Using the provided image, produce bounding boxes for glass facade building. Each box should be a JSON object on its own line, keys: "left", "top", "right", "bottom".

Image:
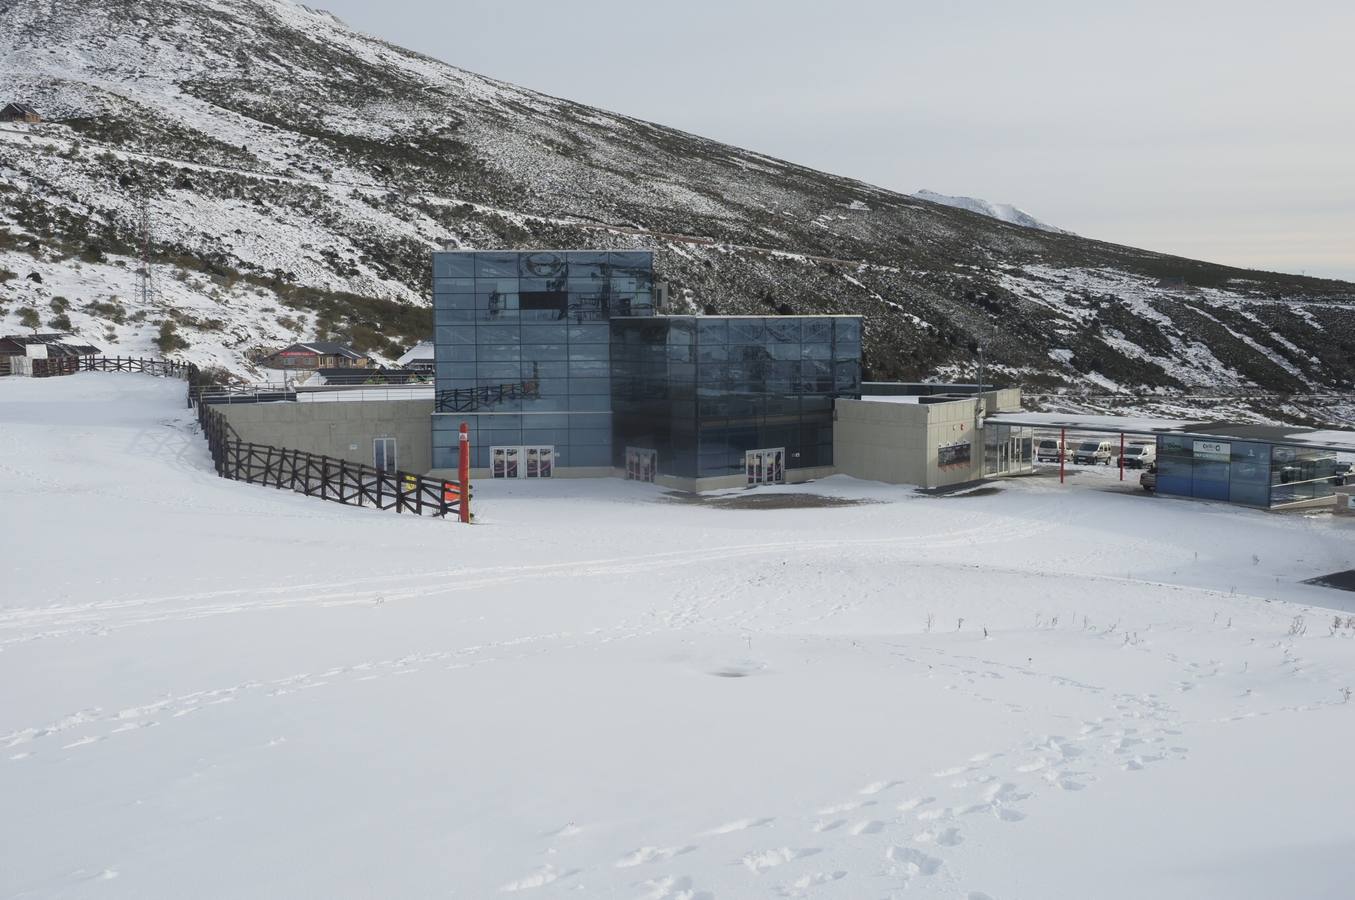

{"left": 430, "top": 250, "right": 656, "bottom": 472}
{"left": 611, "top": 316, "right": 862, "bottom": 479}
{"left": 430, "top": 250, "right": 863, "bottom": 482}
{"left": 1155, "top": 432, "right": 1344, "bottom": 508}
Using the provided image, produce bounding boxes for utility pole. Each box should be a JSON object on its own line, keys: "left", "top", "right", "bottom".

{"left": 136, "top": 195, "right": 154, "bottom": 308}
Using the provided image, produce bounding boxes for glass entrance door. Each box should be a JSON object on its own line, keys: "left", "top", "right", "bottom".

{"left": 744, "top": 448, "right": 786, "bottom": 485}
{"left": 525, "top": 446, "right": 554, "bottom": 478}
{"left": 492, "top": 446, "right": 520, "bottom": 478}
{"left": 626, "top": 447, "right": 657, "bottom": 482}
{"left": 493, "top": 446, "right": 552, "bottom": 478}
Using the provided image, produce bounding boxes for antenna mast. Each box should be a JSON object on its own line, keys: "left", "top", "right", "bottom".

{"left": 136, "top": 195, "right": 154, "bottom": 307}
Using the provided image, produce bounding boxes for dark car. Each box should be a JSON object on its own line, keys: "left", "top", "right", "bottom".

{"left": 1140, "top": 462, "right": 1157, "bottom": 493}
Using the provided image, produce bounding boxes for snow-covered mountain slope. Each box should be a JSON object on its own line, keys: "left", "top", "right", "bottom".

{"left": 0, "top": 0, "right": 1352, "bottom": 417}
{"left": 6, "top": 373, "right": 1355, "bottom": 898}
{"left": 914, "top": 189, "right": 1068, "bottom": 234}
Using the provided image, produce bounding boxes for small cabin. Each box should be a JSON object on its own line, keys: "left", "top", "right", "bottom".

{"left": 263, "top": 341, "right": 369, "bottom": 370}
{"left": 396, "top": 340, "right": 434, "bottom": 374}
{"left": 0, "top": 103, "right": 42, "bottom": 124}
{"left": 0, "top": 333, "right": 99, "bottom": 376}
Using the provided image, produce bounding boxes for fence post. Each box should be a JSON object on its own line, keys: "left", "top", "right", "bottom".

{"left": 459, "top": 421, "right": 471, "bottom": 523}
{"left": 1060, "top": 427, "right": 1066, "bottom": 485}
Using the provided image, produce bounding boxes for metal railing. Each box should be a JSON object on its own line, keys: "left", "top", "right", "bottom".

{"left": 435, "top": 380, "right": 541, "bottom": 413}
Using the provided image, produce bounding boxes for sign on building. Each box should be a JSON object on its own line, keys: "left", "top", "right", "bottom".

{"left": 1192, "top": 440, "right": 1231, "bottom": 461}
{"left": 938, "top": 441, "right": 971, "bottom": 468}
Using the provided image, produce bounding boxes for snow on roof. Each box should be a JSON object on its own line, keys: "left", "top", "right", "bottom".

{"left": 989, "top": 412, "right": 1355, "bottom": 450}
{"left": 278, "top": 342, "right": 365, "bottom": 359}
{"left": 396, "top": 341, "right": 434, "bottom": 366}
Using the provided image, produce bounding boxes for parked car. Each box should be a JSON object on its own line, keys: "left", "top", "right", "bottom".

{"left": 1035, "top": 438, "right": 1064, "bottom": 462}
{"left": 1140, "top": 462, "right": 1157, "bottom": 493}
{"left": 1121, "top": 442, "right": 1156, "bottom": 469}
{"left": 1072, "top": 439, "right": 1114, "bottom": 466}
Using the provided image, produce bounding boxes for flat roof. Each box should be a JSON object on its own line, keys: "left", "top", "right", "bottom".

{"left": 618, "top": 314, "right": 864, "bottom": 320}
{"left": 988, "top": 412, "right": 1355, "bottom": 453}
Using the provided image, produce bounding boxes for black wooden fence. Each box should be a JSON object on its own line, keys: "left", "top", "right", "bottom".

{"left": 78, "top": 356, "right": 468, "bottom": 520}
{"left": 195, "top": 399, "right": 464, "bottom": 517}
{"left": 80, "top": 355, "right": 196, "bottom": 379}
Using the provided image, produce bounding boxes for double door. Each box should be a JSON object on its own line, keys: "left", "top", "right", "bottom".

{"left": 745, "top": 448, "right": 785, "bottom": 486}
{"left": 491, "top": 445, "right": 554, "bottom": 479}
{"left": 625, "top": 447, "right": 657, "bottom": 483}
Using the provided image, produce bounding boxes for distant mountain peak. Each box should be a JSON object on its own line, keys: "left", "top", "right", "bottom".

{"left": 913, "top": 189, "right": 1069, "bottom": 234}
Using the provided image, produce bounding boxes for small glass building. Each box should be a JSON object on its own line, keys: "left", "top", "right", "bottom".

{"left": 1155, "top": 427, "right": 1347, "bottom": 508}
{"left": 429, "top": 250, "right": 863, "bottom": 487}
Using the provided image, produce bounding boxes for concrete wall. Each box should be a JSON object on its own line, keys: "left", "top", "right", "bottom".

{"left": 1336, "top": 490, "right": 1355, "bottom": 516}
{"left": 833, "top": 389, "right": 1023, "bottom": 489}
{"left": 217, "top": 399, "right": 433, "bottom": 473}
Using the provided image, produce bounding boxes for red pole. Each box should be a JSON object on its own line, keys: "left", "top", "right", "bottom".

{"left": 458, "top": 421, "right": 471, "bottom": 523}
{"left": 1119, "top": 432, "right": 1125, "bottom": 481}
{"left": 1060, "top": 426, "right": 1066, "bottom": 484}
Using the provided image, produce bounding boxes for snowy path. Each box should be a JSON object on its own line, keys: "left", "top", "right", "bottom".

{"left": 3, "top": 374, "right": 1355, "bottom": 899}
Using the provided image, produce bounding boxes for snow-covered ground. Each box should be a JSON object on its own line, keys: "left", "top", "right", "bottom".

{"left": 4, "top": 374, "right": 1355, "bottom": 899}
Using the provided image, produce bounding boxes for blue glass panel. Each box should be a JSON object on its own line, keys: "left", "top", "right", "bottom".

{"left": 435, "top": 293, "right": 474, "bottom": 311}
{"left": 521, "top": 324, "right": 568, "bottom": 343}
{"left": 521, "top": 343, "right": 568, "bottom": 362}
{"left": 433, "top": 253, "right": 475, "bottom": 278}
{"left": 728, "top": 319, "right": 766, "bottom": 343}
{"left": 528, "top": 361, "right": 570, "bottom": 378}
{"left": 802, "top": 320, "right": 831, "bottom": 343}
{"left": 475, "top": 322, "right": 521, "bottom": 344}
{"left": 476, "top": 277, "right": 520, "bottom": 294}
{"left": 1193, "top": 459, "right": 1230, "bottom": 500}
{"left": 566, "top": 253, "right": 608, "bottom": 279}
{"left": 569, "top": 445, "right": 612, "bottom": 467}
{"left": 518, "top": 251, "right": 567, "bottom": 278}
{"left": 569, "top": 377, "right": 612, "bottom": 395}
{"left": 697, "top": 344, "right": 728, "bottom": 364}
{"left": 568, "top": 395, "right": 611, "bottom": 411}
{"left": 834, "top": 318, "right": 862, "bottom": 342}
{"left": 436, "top": 362, "right": 476, "bottom": 380}
{"left": 522, "top": 428, "right": 570, "bottom": 445}
{"left": 607, "top": 251, "right": 653, "bottom": 276}
{"left": 477, "top": 363, "right": 524, "bottom": 380}
{"left": 474, "top": 253, "right": 519, "bottom": 278}
{"left": 568, "top": 343, "right": 610, "bottom": 361}
{"left": 568, "top": 324, "right": 610, "bottom": 343}
{"left": 765, "top": 318, "right": 801, "bottom": 342}
{"left": 478, "top": 344, "right": 521, "bottom": 362}
{"left": 434, "top": 277, "right": 476, "bottom": 293}
{"left": 698, "top": 319, "right": 728, "bottom": 344}
{"left": 438, "top": 342, "right": 475, "bottom": 361}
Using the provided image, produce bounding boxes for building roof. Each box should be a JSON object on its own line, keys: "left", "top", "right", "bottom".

{"left": 987, "top": 412, "right": 1355, "bottom": 454}
{"left": 397, "top": 341, "right": 434, "bottom": 366}
{"left": 276, "top": 342, "right": 365, "bottom": 359}
{"left": 2, "top": 102, "right": 38, "bottom": 115}
{"left": 0, "top": 334, "right": 100, "bottom": 355}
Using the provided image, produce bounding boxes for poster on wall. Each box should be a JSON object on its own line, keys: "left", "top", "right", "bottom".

{"left": 938, "top": 441, "right": 971, "bottom": 468}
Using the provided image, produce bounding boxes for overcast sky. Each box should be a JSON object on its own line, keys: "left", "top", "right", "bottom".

{"left": 319, "top": 0, "right": 1355, "bottom": 281}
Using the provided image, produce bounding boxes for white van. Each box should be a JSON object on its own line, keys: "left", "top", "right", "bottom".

{"left": 1072, "top": 439, "right": 1114, "bottom": 466}
{"left": 1035, "top": 437, "right": 1064, "bottom": 462}
{"left": 1121, "top": 442, "right": 1156, "bottom": 469}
